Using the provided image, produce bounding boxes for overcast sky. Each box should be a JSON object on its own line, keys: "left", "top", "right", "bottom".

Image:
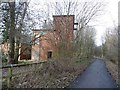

{"left": 94, "top": 0, "right": 119, "bottom": 46}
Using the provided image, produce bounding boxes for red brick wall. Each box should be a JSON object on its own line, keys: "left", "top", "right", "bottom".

{"left": 40, "top": 32, "right": 57, "bottom": 61}
{"left": 53, "top": 15, "right": 74, "bottom": 42}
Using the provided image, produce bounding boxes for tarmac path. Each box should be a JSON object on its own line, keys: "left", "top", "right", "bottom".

{"left": 68, "top": 59, "right": 118, "bottom": 88}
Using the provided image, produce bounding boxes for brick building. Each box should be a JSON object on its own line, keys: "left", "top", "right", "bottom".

{"left": 31, "top": 15, "right": 75, "bottom": 61}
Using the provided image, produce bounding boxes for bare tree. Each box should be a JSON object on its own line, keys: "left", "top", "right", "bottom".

{"left": 1, "top": 0, "right": 31, "bottom": 64}
{"left": 103, "top": 27, "right": 118, "bottom": 64}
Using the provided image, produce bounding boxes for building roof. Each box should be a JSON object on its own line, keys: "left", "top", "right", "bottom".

{"left": 32, "top": 29, "right": 53, "bottom": 31}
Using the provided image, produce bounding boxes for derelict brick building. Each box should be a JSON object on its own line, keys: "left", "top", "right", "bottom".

{"left": 31, "top": 15, "right": 75, "bottom": 61}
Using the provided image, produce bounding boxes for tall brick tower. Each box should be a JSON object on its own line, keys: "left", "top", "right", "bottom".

{"left": 53, "top": 15, "right": 74, "bottom": 42}
{"left": 53, "top": 15, "right": 74, "bottom": 57}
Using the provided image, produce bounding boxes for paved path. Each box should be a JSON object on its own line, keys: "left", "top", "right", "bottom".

{"left": 68, "top": 59, "right": 118, "bottom": 88}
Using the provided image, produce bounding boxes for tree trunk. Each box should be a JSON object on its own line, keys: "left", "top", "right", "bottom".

{"left": 8, "top": 2, "right": 15, "bottom": 64}
{"left": 14, "top": 38, "right": 20, "bottom": 64}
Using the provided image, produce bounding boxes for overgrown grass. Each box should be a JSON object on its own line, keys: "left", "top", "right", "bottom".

{"left": 105, "top": 60, "right": 118, "bottom": 86}
{"left": 2, "top": 57, "right": 94, "bottom": 88}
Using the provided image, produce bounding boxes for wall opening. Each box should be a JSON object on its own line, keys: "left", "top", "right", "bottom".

{"left": 47, "top": 51, "right": 52, "bottom": 59}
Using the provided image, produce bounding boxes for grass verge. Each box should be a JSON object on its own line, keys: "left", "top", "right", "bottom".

{"left": 105, "top": 60, "right": 118, "bottom": 86}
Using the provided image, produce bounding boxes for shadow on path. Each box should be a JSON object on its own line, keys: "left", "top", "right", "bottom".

{"left": 68, "top": 59, "right": 118, "bottom": 88}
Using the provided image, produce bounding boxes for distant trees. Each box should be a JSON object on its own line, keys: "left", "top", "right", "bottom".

{"left": 74, "top": 26, "right": 96, "bottom": 59}
{"left": 102, "top": 27, "right": 118, "bottom": 64}
{"left": 94, "top": 46, "right": 102, "bottom": 57}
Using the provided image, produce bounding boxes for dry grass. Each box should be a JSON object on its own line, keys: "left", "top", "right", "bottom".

{"left": 11, "top": 57, "right": 94, "bottom": 88}
{"left": 105, "top": 60, "right": 118, "bottom": 85}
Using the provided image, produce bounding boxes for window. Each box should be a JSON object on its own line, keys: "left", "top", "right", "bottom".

{"left": 34, "top": 34, "right": 40, "bottom": 45}
{"left": 47, "top": 51, "right": 52, "bottom": 59}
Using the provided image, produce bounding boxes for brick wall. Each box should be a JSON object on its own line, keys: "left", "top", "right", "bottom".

{"left": 53, "top": 15, "right": 74, "bottom": 42}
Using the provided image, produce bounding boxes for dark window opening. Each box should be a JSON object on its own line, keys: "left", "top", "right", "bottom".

{"left": 47, "top": 51, "right": 52, "bottom": 59}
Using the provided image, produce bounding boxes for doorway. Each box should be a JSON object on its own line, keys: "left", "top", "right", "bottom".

{"left": 47, "top": 51, "right": 52, "bottom": 59}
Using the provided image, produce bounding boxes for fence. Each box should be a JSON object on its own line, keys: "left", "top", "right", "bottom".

{"left": 1, "top": 61, "right": 46, "bottom": 88}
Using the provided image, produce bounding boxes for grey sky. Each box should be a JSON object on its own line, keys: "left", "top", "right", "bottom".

{"left": 95, "top": 0, "right": 119, "bottom": 46}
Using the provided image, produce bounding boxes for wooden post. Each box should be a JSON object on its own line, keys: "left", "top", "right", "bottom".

{"left": 7, "top": 66, "right": 12, "bottom": 88}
